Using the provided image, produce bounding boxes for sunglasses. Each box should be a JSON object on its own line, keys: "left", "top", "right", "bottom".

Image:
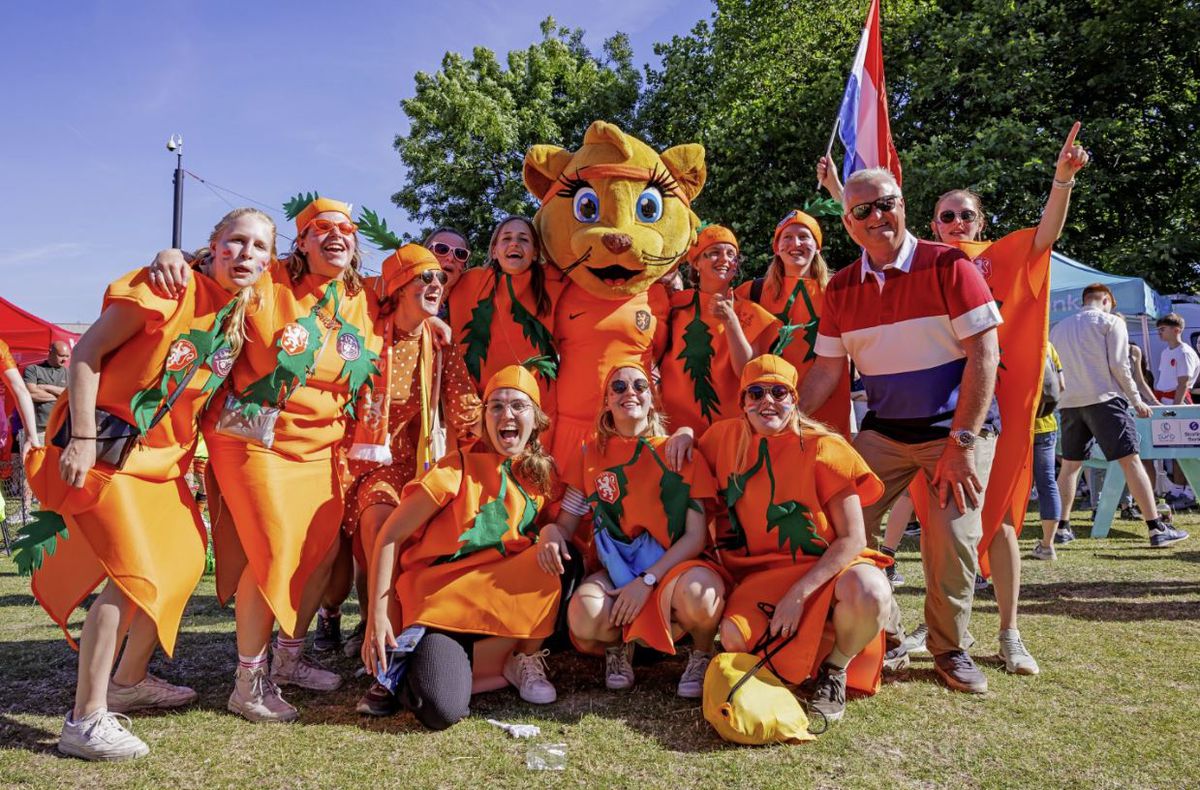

{"left": 430, "top": 242, "right": 470, "bottom": 262}
{"left": 417, "top": 270, "right": 449, "bottom": 286}
{"left": 610, "top": 378, "right": 650, "bottom": 395}
{"left": 848, "top": 195, "right": 902, "bottom": 221}
{"left": 306, "top": 218, "right": 359, "bottom": 235}
{"left": 746, "top": 383, "right": 793, "bottom": 402}
{"left": 937, "top": 209, "right": 979, "bottom": 224}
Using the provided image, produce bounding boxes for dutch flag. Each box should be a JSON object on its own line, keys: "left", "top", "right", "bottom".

{"left": 836, "top": 0, "right": 903, "bottom": 185}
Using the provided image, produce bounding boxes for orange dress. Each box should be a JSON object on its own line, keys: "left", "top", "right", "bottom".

{"left": 204, "top": 264, "right": 383, "bottom": 634}
{"left": 735, "top": 276, "right": 851, "bottom": 437}
{"left": 551, "top": 283, "right": 670, "bottom": 474}
{"left": 659, "top": 289, "right": 780, "bottom": 435}
{"left": 26, "top": 270, "right": 238, "bottom": 655}
{"left": 697, "top": 419, "right": 890, "bottom": 694}
{"left": 564, "top": 434, "right": 725, "bottom": 653}
{"left": 394, "top": 448, "right": 560, "bottom": 639}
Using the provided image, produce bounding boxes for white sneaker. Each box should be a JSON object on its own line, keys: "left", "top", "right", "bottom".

{"left": 998, "top": 628, "right": 1040, "bottom": 675}
{"left": 227, "top": 665, "right": 299, "bottom": 723}
{"left": 1030, "top": 543, "right": 1057, "bottom": 561}
{"left": 677, "top": 649, "right": 712, "bottom": 699}
{"left": 604, "top": 643, "right": 635, "bottom": 691}
{"left": 270, "top": 649, "right": 342, "bottom": 691}
{"left": 58, "top": 709, "right": 149, "bottom": 761}
{"left": 107, "top": 673, "right": 198, "bottom": 713}
{"left": 502, "top": 649, "right": 557, "bottom": 704}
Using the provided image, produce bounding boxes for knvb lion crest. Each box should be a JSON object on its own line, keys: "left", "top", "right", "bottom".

{"left": 595, "top": 471, "right": 620, "bottom": 504}
{"left": 635, "top": 310, "right": 652, "bottom": 332}
{"left": 165, "top": 339, "right": 197, "bottom": 372}
{"left": 210, "top": 346, "right": 234, "bottom": 378}
{"left": 336, "top": 332, "right": 361, "bottom": 361}
{"left": 280, "top": 323, "right": 310, "bottom": 356}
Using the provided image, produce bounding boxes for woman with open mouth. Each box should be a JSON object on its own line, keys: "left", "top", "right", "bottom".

{"left": 362, "top": 363, "right": 563, "bottom": 730}
{"left": 735, "top": 209, "right": 851, "bottom": 437}
{"left": 338, "top": 243, "right": 481, "bottom": 717}
{"left": 145, "top": 196, "right": 385, "bottom": 722}
{"left": 539, "top": 362, "right": 726, "bottom": 697}
{"left": 689, "top": 355, "right": 894, "bottom": 725}
{"left": 658, "top": 225, "right": 780, "bottom": 436}
{"left": 448, "top": 216, "right": 562, "bottom": 443}
{"left": 24, "top": 208, "right": 273, "bottom": 760}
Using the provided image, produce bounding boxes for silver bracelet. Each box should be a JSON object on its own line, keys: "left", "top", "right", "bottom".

{"left": 1053, "top": 177, "right": 1076, "bottom": 189}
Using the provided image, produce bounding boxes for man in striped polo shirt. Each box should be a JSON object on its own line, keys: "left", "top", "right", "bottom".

{"left": 799, "top": 168, "right": 1001, "bottom": 694}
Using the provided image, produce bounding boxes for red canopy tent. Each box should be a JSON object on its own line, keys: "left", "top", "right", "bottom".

{"left": 0, "top": 295, "right": 81, "bottom": 414}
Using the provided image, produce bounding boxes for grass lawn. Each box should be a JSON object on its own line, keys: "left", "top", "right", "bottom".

{"left": 0, "top": 512, "right": 1197, "bottom": 789}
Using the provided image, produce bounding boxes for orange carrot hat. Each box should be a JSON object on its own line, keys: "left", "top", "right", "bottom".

{"left": 739, "top": 354, "right": 798, "bottom": 394}
{"left": 773, "top": 209, "right": 823, "bottom": 250}
{"left": 381, "top": 243, "right": 441, "bottom": 295}
{"left": 292, "top": 196, "right": 354, "bottom": 235}
{"left": 686, "top": 223, "right": 739, "bottom": 266}
{"left": 484, "top": 364, "right": 542, "bottom": 408}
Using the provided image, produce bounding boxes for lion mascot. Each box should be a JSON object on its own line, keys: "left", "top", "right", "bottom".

{"left": 522, "top": 120, "right": 706, "bottom": 472}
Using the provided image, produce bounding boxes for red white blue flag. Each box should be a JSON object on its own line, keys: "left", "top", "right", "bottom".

{"left": 836, "top": 0, "right": 903, "bottom": 185}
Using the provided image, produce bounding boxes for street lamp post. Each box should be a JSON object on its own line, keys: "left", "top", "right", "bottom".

{"left": 167, "top": 134, "right": 184, "bottom": 248}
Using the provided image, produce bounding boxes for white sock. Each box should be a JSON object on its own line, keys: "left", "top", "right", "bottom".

{"left": 273, "top": 635, "right": 305, "bottom": 656}
{"left": 826, "top": 647, "right": 854, "bottom": 669}
{"left": 238, "top": 652, "right": 268, "bottom": 671}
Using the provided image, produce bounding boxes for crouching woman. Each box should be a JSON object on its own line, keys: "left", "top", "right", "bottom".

{"left": 362, "top": 364, "right": 561, "bottom": 729}
{"left": 693, "top": 355, "right": 893, "bottom": 723}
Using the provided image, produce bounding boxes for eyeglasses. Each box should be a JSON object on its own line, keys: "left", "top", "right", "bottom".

{"left": 746, "top": 383, "right": 793, "bottom": 402}
{"left": 937, "top": 209, "right": 978, "bottom": 224}
{"left": 417, "top": 270, "right": 449, "bottom": 286}
{"left": 306, "top": 218, "right": 359, "bottom": 235}
{"left": 487, "top": 399, "right": 532, "bottom": 416}
{"left": 610, "top": 378, "right": 650, "bottom": 395}
{"left": 430, "top": 242, "right": 470, "bottom": 262}
{"left": 848, "top": 195, "right": 902, "bottom": 221}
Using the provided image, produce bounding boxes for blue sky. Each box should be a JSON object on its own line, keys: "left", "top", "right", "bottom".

{"left": 1, "top": 0, "right": 712, "bottom": 322}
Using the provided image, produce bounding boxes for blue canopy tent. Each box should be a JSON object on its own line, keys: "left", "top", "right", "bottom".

{"left": 1049, "top": 251, "right": 1170, "bottom": 323}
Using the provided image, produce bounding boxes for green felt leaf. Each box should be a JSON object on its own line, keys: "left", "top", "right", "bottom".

{"left": 802, "top": 195, "right": 844, "bottom": 219}
{"left": 336, "top": 320, "right": 382, "bottom": 418}
{"left": 717, "top": 438, "right": 767, "bottom": 552}
{"left": 440, "top": 468, "right": 511, "bottom": 563}
{"left": 763, "top": 449, "right": 827, "bottom": 559}
{"left": 461, "top": 274, "right": 498, "bottom": 382}
{"left": 283, "top": 191, "right": 320, "bottom": 221}
{"left": 506, "top": 276, "right": 558, "bottom": 380}
{"left": 12, "top": 511, "right": 69, "bottom": 576}
{"left": 235, "top": 283, "right": 336, "bottom": 412}
{"left": 644, "top": 441, "right": 695, "bottom": 544}
{"left": 676, "top": 291, "right": 719, "bottom": 422}
{"left": 357, "top": 206, "right": 404, "bottom": 251}
{"left": 507, "top": 460, "right": 541, "bottom": 539}
{"left": 129, "top": 386, "right": 164, "bottom": 435}
{"left": 519, "top": 355, "right": 557, "bottom": 381}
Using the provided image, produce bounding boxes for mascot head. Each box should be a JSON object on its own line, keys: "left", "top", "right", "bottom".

{"left": 523, "top": 121, "right": 706, "bottom": 299}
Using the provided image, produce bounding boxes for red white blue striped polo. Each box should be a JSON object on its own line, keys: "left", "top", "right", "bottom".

{"left": 815, "top": 233, "right": 1002, "bottom": 440}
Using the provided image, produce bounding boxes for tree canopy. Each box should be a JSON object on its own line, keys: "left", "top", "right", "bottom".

{"left": 391, "top": 2, "right": 1199, "bottom": 291}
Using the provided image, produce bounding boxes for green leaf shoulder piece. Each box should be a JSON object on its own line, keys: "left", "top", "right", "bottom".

{"left": 336, "top": 319, "right": 382, "bottom": 418}
{"left": 643, "top": 440, "right": 696, "bottom": 544}
{"left": 12, "top": 511, "right": 70, "bottom": 576}
{"left": 717, "top": 438, "right": 768, "bottom": 551}
{"left": 506, "top": 276, "right": 558, "bottom": 380}
{"left": 357, "top": 206, "right": 405, "bottom": 251}
{"left": 461, "top": 273, "right": 499, "bottom": 382}
{"left": 676, "top": 290, "right": 719, "bottom": 422}
{"left": 584, "top": 439, "right": 647, "bottom": 541}
{"left": 763, "top": 449, "right": 828, "bottom": 559}
{"left": 437, "top": 463, "right": 519, "bottom": 564}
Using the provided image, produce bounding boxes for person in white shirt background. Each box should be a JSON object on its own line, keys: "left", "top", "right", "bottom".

{"left": 1152, "top": 313, "right": 1200, "bottom": 507}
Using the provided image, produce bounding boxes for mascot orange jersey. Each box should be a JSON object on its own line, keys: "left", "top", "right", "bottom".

{"left": 205, "top": 262, "right": 382, "bottom": 634}
{"left": 564, "top": 434, "right": 724, "bottom": 653}
{"left": 395, "top": 447, "right": 560, "bottom": 639}
{"left": 523, "top": 121, "right": 706, "bottom": 472}
{"left": 697, "top": 419, "right": 890, "bottom": 695}
{"left": 26, "top": 270, "right": 240, "bottom": 655}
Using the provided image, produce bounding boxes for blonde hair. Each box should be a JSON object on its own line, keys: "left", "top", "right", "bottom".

{"left": 594, "top": 396, "right": 669, "bottom": 454}
{"left": 933, "top": 189, "right": 987, "bottom": 240}
{"left": 482, "top": 401, "right": 556, "bottom": 497}
{"left": 191, "top": 207, "right": 273, "bottom": 358}
{"left": 286, "top": 222, "right": 365, "bottom": 295}
{"left": 732, "top": 387, "right": 836, "bottom": 469}
{"left": 764, "top": 249, "right": 831, "bottom": 297}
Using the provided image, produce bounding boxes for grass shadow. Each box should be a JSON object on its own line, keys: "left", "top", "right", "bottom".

{"left": 0, "top": 714, "right": 62, "bottom": 756}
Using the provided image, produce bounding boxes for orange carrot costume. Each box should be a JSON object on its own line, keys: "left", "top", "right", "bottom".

{"left": 26, "top": 270, "right": 240, "bottom": 655}
{"left": 564, "top": 434, "right": 724, "bottom": 653}
{"left": 551, "top": 284, "right": 671, "bottom": 474}
{"left": 205, "top": 258, "right": 382, "bottom": 634}
{"left": 659, "top": 289, "right": 779, "bottom": 435}
{"left": 698, "top": 418, "right": 890, "bottom": 694}
{"left": 395, "top": 447, "right": 560, "bottom": 638}
{"left": 908, "top": 229, "right": 1051, "bottom": 577}
{"left": 0, "top": 339, "right": 15, "bottom": 373}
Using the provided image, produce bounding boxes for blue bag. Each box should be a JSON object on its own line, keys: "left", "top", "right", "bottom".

{"left": 593, "top": 526, "right": 666, "bottom": 587}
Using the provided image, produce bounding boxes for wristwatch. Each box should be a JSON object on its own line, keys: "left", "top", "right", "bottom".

{"left": 640, "top": 572, "right": 658, "bottom": 588}
{"left": 949, "top": 429, "right": 977, "bottom": 449}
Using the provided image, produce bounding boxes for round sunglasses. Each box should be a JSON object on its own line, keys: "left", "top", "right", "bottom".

{"left": 610, "top": 378, "right": 650, "bottom": 395}
{"left": 417, "top": 270, "right": 449, "bottom": 286}
{"left": 430, "top": 242, "right": 470, "bottom": 262}
{"left": 745, "top": 383, "right": 793, "bottom": 402}
{"left": 937, "top": 209, "right": 978, "bottom": 224}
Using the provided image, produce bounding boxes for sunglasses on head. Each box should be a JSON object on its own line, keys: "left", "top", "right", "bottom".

{"left": 306, "top": 218, "right": 358, "bottom": 235}
{"left": 417, "top": 270, "right": 449, "bottom": 286}
{"left": 848, "top": 195, "right": 901, "bottom": 221}
{"left": 610, "top": 378, "right": 650, "bottom": 395}
{"left": 937, "top": 209, "right": 978, "bottom": 224}
{"left": 746, "top": 383, "right": 792, "bottom": 402}
{"left": 430, "top": 242, "right": 470, "bottom": 262}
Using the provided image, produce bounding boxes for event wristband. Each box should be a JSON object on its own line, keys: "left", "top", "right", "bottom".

{"left": 1052, "top": 177, "right": 1076, "bottom": 189}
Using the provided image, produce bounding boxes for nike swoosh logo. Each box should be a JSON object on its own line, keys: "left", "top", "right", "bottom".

{"left": 568, "top": 311, "right": 586, "bottom": 320}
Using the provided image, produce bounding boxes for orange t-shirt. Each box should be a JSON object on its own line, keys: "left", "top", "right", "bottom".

{"left": 216, "top": 264, "right": 383, "bottom": 461}
{"left": 697, "top": 419, "right": 882, "bottom": 580}
{"left": 659, "top": 289, "right": 780, "bottom": 435}
{"left": 735, "top": 275, "right": 851, "bottom": 436}
{"left": 554, "top": 283, "right": 670, "bottom": 423}
{"left": 0, "top": 339, "right": 16, "bottom": 373}
{"left": 564, "top": 434, "right": 716, "bottom": 548}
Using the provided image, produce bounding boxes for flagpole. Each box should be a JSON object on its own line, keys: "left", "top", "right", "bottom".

{"left": 818, "top": 117, "right": 841, "bottom": 191}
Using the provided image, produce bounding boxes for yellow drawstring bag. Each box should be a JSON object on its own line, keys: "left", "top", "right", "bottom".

{"left": 703, "top": 650, "right": 816, "bottom": 745}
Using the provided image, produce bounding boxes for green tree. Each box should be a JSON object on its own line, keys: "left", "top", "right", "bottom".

{"left": 392, "top": 17, "right": 641, "bottom": 258}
